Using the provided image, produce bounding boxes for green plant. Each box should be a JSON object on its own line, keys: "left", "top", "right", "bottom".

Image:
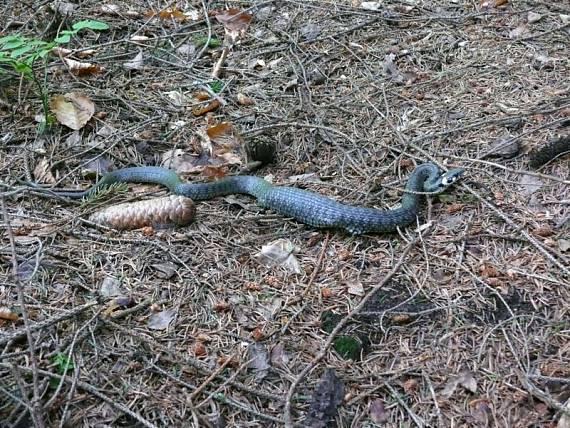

{"left": 209, "top": 80, "right": 223, "bottom": 93}
{"left": 0, "top": 19, "right": 108, "bottom": 132}
{"left": 194, "top": 35, "right": 222, "bottom": 48}
{"left": 52, "top": 353, "right": 74, "bottom": 375}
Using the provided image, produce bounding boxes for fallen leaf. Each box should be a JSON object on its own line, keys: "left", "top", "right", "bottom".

{"left": 166, "top": 90, "right": 187, "bottom": 107}
{"left": 130, "top": 35, "right": 150, "bottom": 42}
{"left": 458, "top": 370, "right": 478, "bottom": 393}
{"left": 0, "top": 307, "right": 19, "bottom": 321}
{"left": 214, "top": 8, "right": 252, "bottom": 43}
{"left": 270, "top": 343, "right": 290, "bottom": 367}
{"left": 519, "top": 175, "right": 543, "bottom": 196}
{"left": 101, "top": 4, "right": 121, "bottom": 14}
{"left": 527, "top": 11, "right": 542, "bottom": 24}
{"left": 124, "top": 51, "right": 144, "bottom": 70}
{"left": 403, "top": 378, "right": 419, "bottom": 394}
{"left": 255, "top": 239, "right": 302, "bottom": 274}
{"left": 206, "top": 122, "right": 233, "bottom": 140}
{"left": 33, "top": 158, "right": 56, "bottom": 184}
{"left": 161, "top": 149, "right": 203, "bottom": 173}
{"left": 304, "top": 369, "right": 345, "bottom": 428}
{"left": 148, "top": 308, "right": 176, "bottom": 330}
{"left": 237, "top": 93, "right": 254, "bottom": 105}
{"left": 300, "top": 23, "right": 321, "bottom": 42}
{"left": 192, "top": 99, "right": 221, "bottom": 116}
{"left": 82, "top": 156, "right": 113, "bottom": 179}
{"left": 369, "top": 398, "right": 389, "bottom": 424}
{"left": 533, "top": 225, "right": 553, "bottom": 237}
{"left": 558, "top": 397, "right": 570, "bottom": 428}
{"left": 509, "top": 24, "right": 530, "bottom": 39}
{"left": 559, "top": 239, "right": 570, "bottom": 252}
{"left": 176, "top": 43, "right": 196, "bottom": 59}
{"left": 247, "top": 342, "right": 270, "bottom": 382}
{"left": 382, "top": 53, "right": 406, "bottom": 84}
{"left": 213, "top": 301, "right": 230, "bottom": 312}
{"left": 194, "top": 341, "right": 207, "bottom": 357}
{"left": 469, "top": 398, "right": 492, "bottom": 424}
{"left": 361, "top": 1, "right": 382, "bottom": 11}
{"left": 63, "top": 58, "right": 104, "bottom": 76}
{"left": 251, "top": 327, "right": 265, "bottom": 341}
{"left": 202, "top": 165, "right": 227, "bottom": 178}
{"left": 50, "top": 92, "right": 95, "bottom": 130}
{"left": 487, "top": 137, "right": 520, "bottom": 159}
{"left": 99, "top": 276, "right": 122, "bottom": 297}
{"left": 347, "top": 281, "right": 364, "bottom": 296}
{"left": 158, "top": 7, "right": 186, "bottom": 22}
{"left": 152, "top": 262, "right": 178, "bottom": 279}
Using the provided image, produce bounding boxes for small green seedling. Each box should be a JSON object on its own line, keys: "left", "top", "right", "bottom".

{"left": 209, "top": 80, "right": 223, "bottom": 93}
{"left": 194, "top": 35, "right": 222, "bottom": 48}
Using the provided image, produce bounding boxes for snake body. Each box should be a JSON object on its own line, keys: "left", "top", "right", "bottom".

{"left": 56, "top": 163, "right": 464, "bottom": 234}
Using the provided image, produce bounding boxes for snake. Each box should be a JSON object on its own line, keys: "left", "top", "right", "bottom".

{"left": 52, "top": 163, "right": 464, "bottom": 234}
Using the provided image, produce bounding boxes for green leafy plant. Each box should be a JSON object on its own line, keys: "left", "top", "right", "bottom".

{"left": 52, "top": 353, "right": 74, "bottom": 375}
{"left": 0, "top": 19, "right": 109, "bottom": 132}
{"left": 209, "top": 80, "right": 223, "bottom": 93}
{"left": 194, "top": 35, "right": 222, "bottom": 48}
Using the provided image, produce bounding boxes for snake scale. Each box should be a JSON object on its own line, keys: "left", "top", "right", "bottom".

{"left": 54, "top": 163, "right": 464, "bottom": 234}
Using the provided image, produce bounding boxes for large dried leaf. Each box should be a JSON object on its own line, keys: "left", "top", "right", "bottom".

{"left": 247, "top": 342, "right": 270, "bottom": 382}
{"left": 50, "top": 92, "right": 95, "bottom": 130}
{"left": 0, "top": 307, "right": 19, "bottom": 321}
{"left": 63, "top": 58, "right": 104, "bottom": 76}
{"left": 33, "top": 158, "right": 56, "bottom": 184}
{"left": 215, "top": 8, "right": 252, "bottom": 33}
{"left": 124, "top": 51, "right": 144, "bottom": 70}
{"left": 148, "top": 308, "right": 176, "bottom": 330}
{"left": 369, "top": 399, "right": 389, "bottom": 424}
{"left": 304, "top": 369, "right": 345, "bottom": 428}
{"left": 255, "top": 239, "right": 301, "bottom": 274}
{"left": 215, "top": 8, "right": 252, "bottom": 43}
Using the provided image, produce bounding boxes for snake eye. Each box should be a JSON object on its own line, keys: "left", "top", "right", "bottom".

{"left": 441, "top": 174, "right": 458, "bottom": 186}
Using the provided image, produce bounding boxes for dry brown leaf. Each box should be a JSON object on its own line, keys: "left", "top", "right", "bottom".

{"left": 194, "top": 91, "right": 211, "bottom": 101}
{"left": 251, "top": 327, "right": 265, "bottom": 341}
{"left": 124, "top": 51, "right": 144, "bottom": 70}
{"left": 215, "top": 8, "right": 252, "bottom": 35}
{"left": 237, "top": 93, "right": 254, "bottom": 105}
{"left": 63, "top": 58, "right": 104, "bottom": 76}
{"left": 194, "top": 341, "right": 207, "bottom": 357}
{"left": 533, "top": 225, "right": 553, "bottom": 237}
{"left": 509, "top": 24, "right": 530, "bottom": 39}
{"left": 50, "top": 92, "right": 95, "bottom": 130}
{"left": 159, "top": 7, "right": 186, "bottom": 21}
{"left": 161, "top": 149, "right": 206, "bottom": 174}
{"left": 206, "top": 122, "right": 233, "bottom": 140}
{"left": 347, "top": 281, "right": 364, "bottom": 296}
{"left": 33, "top": 158, "right": 56, "bottom": 184}
{"left": 213, "top": 301, "right": 230, "bottom": 312}
{"left": 202, "top": 165, "right": 227, "bottom": 178}
{"left": 369, "top": 399, "right": 389, "bottom": 424}
{"left": 0, "top": 307, "right": 19, "bottom": 321}
{"left": 192, "top": 99, "right": 221, "bottom": 116}
{"left": 403, "top": 378, "right": 419, "bottom": 394}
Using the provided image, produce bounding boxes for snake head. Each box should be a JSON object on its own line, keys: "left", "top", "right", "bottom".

{"left": 439, "top": 168, "right": 465, "bottom": 188}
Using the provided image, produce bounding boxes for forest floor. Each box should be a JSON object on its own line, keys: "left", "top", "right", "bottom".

{"left": 0, "top": 0, "right": 569, "bottom": 427}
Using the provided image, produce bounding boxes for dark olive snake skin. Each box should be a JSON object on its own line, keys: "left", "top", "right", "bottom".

{"left": 55, "top": 163, "right": 464, "bottom": 234}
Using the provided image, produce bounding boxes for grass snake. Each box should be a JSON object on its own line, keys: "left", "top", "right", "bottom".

{"left": 53, "top": 163, "right": 464, "bottom": 234}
